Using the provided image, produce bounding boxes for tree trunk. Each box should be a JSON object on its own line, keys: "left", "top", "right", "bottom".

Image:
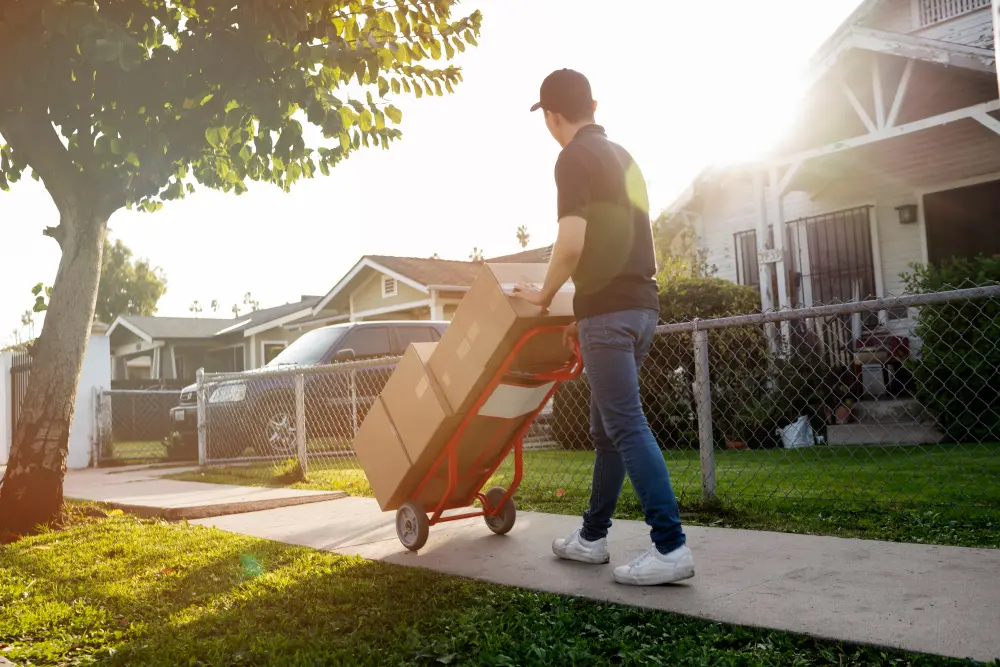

{"left": 0, "top": 207, "right": 107, "bottom": 534}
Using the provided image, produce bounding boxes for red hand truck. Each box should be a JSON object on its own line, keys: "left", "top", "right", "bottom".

{"left": 394, "top": 325, "right": 583, "bottom": 551}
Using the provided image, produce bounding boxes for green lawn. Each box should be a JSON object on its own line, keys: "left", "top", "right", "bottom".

{"left": 103, "top": 441, "right": 169, "bottom": 462}
{"left": 0, "top": 508, "right": 993, "bottom": 666}
{"left": 173, "top": 443, "right": 1000, "bottom": 548}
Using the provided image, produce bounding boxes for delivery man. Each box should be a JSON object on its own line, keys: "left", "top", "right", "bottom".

{"left": 514, "top": 69, "right": 694, "bottom": 586}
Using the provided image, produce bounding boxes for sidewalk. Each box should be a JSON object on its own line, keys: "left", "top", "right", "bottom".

{"left": 64, "top": 465, "right": 344, "bottom": 520}
{"left": 196, "top": 496, "right": 1000, "bottom": 663}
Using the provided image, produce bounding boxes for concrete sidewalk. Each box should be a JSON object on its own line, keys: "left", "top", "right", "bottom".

{"left": 64, "top": 466, "right": 345, "bottom": 520}
{"left": 196, "top": 497, "right": 1000, "bottom": 663}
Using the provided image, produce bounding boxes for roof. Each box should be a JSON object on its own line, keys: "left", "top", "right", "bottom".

{"left": 313, "top": 248, "right": 553, "bottom": 315}
{"left": 107, "top": 296, "right": 322, "bottom": 342}
{"left": 366, "top": 256, "right": 481, "bottom": 288}
{"left": 487, "top": 246, "right": 554, "bottom": 263}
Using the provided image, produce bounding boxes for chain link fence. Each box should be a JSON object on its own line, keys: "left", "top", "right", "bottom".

{"left": 95, "top": 390, "right": 182, "bottom": 464}
{"left": 191, "top": 285, "right": 1000, "bottom": 518}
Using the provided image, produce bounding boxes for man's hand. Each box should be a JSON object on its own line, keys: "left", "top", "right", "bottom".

{"left": 512, "top": 283, "right": 551, "bottom": 312}
{"left": 562, "top": 322, "right": 579, "bottom": 352}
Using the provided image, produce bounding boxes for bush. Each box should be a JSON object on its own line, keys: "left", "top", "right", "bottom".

{"left": 551, "top": 276, "right": 766, "bottom": 451}
{"left": 903, "top": 257, "right": 1000, "bottom": 442}
{"left": 163, "top": 431, "right": 197, "bottom": 461}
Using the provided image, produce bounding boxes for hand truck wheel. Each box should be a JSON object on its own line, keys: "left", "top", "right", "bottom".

{"left": 395, "top": 501, "right": 430, "bottom": 551}
{"left": 483, "top": 487, "right": 516, "bottom": 536}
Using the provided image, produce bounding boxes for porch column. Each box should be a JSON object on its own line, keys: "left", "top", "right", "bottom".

{"left": 752, "top": 169, "right": 775, "bottom": 314}
{"left": 151, "top": 348, "right": 161, "bottom": 380}
{"left": 994, "top": 0, "right": 1000, "bottom": 94}
{"left": 430, "top": 290, "right": 445, "bottom": 321}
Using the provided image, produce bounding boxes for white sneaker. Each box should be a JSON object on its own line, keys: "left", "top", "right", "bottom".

{"left": 552, "top": 529, "right": 611, "bottom": 564}
{"left": 613, "top": 545, "right": 695, "bottom": 586}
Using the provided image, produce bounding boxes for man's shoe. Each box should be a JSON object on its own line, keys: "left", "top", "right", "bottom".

{"left": 613, "top": 545, "right": 695, "bottom": 586}
{"left": 552, "top": 529, "right": 611, "bottom": 564}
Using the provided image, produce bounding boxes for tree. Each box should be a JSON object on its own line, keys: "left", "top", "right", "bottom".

{"left": 210, "top": 299, "right": 220, "bottom": 313}
{"left": 469, "top": 246, "right": 484, "bottom": 262}
{"left": 95, "top": 238, "right": 166, "bottom": 323}
{"left": 651, "top": 211, "right": 715, "bottom": 285}
{"left": 189, "top": 300, "right": 203, "bottom": 317}
{"left": 0, "top": 0, "right": 482, "bottom": 533}
{"left": 242, "top": 292, "right": 260, "bottom": 313}
{"left": 20, "top": 310, "right": 35, "bottom": 340}
{"left": 516, "top": 225, "right": 529, "bottom": 249}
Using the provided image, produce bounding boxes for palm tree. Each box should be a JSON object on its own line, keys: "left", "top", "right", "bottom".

{"left": 516, "top": 225, "right": 530, "bottom": 249}
{"left": 188, "top": 300, "right": 202, "bottom": 317}
{"left": 469, "top": 247, "right": 485, "bottom": 262}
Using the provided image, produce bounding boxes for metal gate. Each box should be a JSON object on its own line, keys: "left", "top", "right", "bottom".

{"left": 9, "top": 349, "right": 31, "bottom": 436}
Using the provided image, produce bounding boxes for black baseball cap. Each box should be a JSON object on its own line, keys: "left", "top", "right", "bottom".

{"left": 529, "top": 69, "right": 594, "bottom": 117}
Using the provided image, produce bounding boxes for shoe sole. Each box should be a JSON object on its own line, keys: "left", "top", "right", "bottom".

{"left": 613, "top": 564, "right": 695, "bottom": 586}
{"left": 552, "top": 545, "right": 611, "bottom": 564}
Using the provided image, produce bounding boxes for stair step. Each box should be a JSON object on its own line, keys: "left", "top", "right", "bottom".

{"left": 826, "top": 423, "right": 944, "bottom": 446}
{"left": 851, "top": 399, "right": 932, "bottom": 425}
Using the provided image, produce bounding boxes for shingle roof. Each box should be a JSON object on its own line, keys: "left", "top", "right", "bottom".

{"left": 113, "top": 296, "right": 322, "bottom": 341}
{"left": 367, "top": 256, "right": 482, "bottom": 287}
{"left": 487, "top": 246, "right": 553, "bottom": 264}
{"left": 365, "top": 248, "right": 552, "bottom": 288}
{"left": 216, "top": 296, "right": 321, "bottom": 335}
{"left": 117, "top": 316, "right": 235, "bottom": 340}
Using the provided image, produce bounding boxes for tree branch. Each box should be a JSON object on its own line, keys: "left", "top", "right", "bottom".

{"left": 0, "top": 106, "right": 85, "bottom": 224}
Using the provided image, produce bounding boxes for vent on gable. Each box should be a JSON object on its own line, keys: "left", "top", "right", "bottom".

{"left": 915, "top": 0, "right": 990, "bottom": 27}
{"left": 381, "top": 275, "right": 398, "bottom": 298}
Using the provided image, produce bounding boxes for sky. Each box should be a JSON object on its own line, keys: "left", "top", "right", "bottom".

{"left": 0, "top": 0, "right": 863, "bottom": 345}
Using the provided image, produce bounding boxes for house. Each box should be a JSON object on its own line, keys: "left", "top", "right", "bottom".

{"left": 301, "top": 247, "right": 553, "bottom": 329}
{"left": 667, "top": 0, "right": 999, "bottom": 336}
{"left": 106, "top": 246, "right": 554, "bottom": 380}
{"left": 107, "top": 296, "right": 321, "bottom": 381}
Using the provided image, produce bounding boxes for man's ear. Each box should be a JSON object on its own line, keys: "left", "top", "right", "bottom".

{"left": 592, "top": 100, "right": 598, "bottom": 114}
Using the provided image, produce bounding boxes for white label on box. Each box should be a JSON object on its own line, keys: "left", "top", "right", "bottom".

{"left": 478, "top": 382, "right": 556, "bottom": 419}
{"left": 415, "top": 377, "right": 428, "bottom": 399}
{"left": 457, "top": 339, "right": 471, "bottom": 360}
{"left": 468, "top": 321, "right": 480, "bottom": 342}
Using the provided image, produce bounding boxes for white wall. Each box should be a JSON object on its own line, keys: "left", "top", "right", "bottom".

{"left": 0, "top": 334, "right": 111, "bottom": 470}
{"left": 70, "top": 334, "right": 111, "bottom": 468}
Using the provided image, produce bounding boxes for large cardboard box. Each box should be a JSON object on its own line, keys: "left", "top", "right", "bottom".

{"left": 429, "top": 263, "right": 575, "bottom": 414}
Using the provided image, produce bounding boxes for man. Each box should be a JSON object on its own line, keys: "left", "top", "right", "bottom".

{"left": 514, "top": 69, "right": 694, "bottom": 586}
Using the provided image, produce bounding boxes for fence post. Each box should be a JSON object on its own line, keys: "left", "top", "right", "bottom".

{"left": 692, "top": 327, "right": 716, "bottom": 502}
{"left": 350, "top": 369, "right": 358, "bottom": 436}
{"left": 295, "top": 372, "right": 307, "bottom": 474}
{"left": 196, "top": 368, "right": 207, "bottom": 466}
{"left": 91, "top": 387, "right": 99, "bottom": 467}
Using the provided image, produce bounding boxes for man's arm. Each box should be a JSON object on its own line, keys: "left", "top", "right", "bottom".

{"left": 537, "top": 215, "right": 586, "bottom": 306}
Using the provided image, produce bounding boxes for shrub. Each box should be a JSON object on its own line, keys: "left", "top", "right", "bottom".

{"left": 163, "top": 431, "right": 197, "bottom": 461}
{"left": 551, "top": 276, "right": 767, "bottom": 451}
{"left": 903, "top": 257, "right": 1000, "bottom": 442}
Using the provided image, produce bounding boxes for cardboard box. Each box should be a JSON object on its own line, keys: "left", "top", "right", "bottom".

{"left": 429, "top": 263, "right": 575, "bottom": 414}
{"left": 381, "top": 342, "right": 464, "bottom": 465}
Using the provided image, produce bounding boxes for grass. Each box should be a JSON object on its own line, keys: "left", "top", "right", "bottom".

{"left": 103, "top": 440, "right": 168, "bottom": 462}
{"left": 171, "top": 443, "right": 1000, "bottom": 548}
{"left": 1, "top": 508, "right": 994, "bottom": 666}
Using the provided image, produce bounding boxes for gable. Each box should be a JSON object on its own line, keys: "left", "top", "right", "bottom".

{"left": 351, "top": 270, "right": 427, "bottom": 314}
{"left": 856, "top": 0, "right": 994, "bottom": 48}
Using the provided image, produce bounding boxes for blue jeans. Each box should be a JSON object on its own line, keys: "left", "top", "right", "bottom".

{"left": 577, "top": 308, "right": 686, "bottom": 554}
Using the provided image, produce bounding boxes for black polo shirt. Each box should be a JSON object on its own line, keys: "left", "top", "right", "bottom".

{"left": 555, "top": 124, "right": 659, "bottom": 320}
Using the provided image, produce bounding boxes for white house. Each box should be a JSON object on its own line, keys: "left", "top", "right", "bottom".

{"left": 668, "top": 0, "right": 999, "bottom": 335}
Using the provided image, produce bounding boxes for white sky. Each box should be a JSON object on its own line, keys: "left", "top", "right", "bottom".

{"left": 0, "top": 0, "right": 862, "bottom": 344}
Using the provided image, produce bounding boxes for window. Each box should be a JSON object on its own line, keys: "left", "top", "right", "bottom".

{"left": 175, "top": 355, "right": 186, "bottom": 380}
{"left": 339, "top": 326, "right": 392, "bottom": 359}
{"left": 915, "top": 0, "right": 989, "bottom": 27}
{"left": 262, "top": 343, "right": 286, "bottom": 365}
{"left": 381, "top": 275, "right": 398, "bottom": 298}
{"left": 395, "top": 326, "right": 437, "bottom": 352}
{"left": 734, "top": 230, "right": 760, "bottom": 288}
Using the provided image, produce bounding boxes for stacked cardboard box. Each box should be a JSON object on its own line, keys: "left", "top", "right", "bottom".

{"left": 353, "top": 263, "right": 575, "bottom": 511}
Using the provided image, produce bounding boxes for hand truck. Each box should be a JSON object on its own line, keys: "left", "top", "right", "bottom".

{"left": 394, "top": 325, "right": 582, "bottom": 551}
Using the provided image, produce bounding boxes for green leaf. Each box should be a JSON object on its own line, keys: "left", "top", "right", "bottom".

{"left": 260, "top": 41, "right": 283, "bottom": 65}
{"left": 93, "top": 38, "right": 123, "bottom": 62}
{"left": 391, "top": 78, "right": 401, "bottom": 95}
{"left": 339, "top": 133, "right": 350, "bottom": 152}
{"left": 358, "top": 110, "right": 373, "bottom": 132}
{"left": 205, "top": 127, "right": 222, "bottom": 147}
{"left": 125, "top": 152, "right": 140, "bottom": 168}
{"left": 385, "top": 105, "right": 402, "bottom": 124}
{"left": 109, "top": 138, "right": 123, "bottom": 155}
